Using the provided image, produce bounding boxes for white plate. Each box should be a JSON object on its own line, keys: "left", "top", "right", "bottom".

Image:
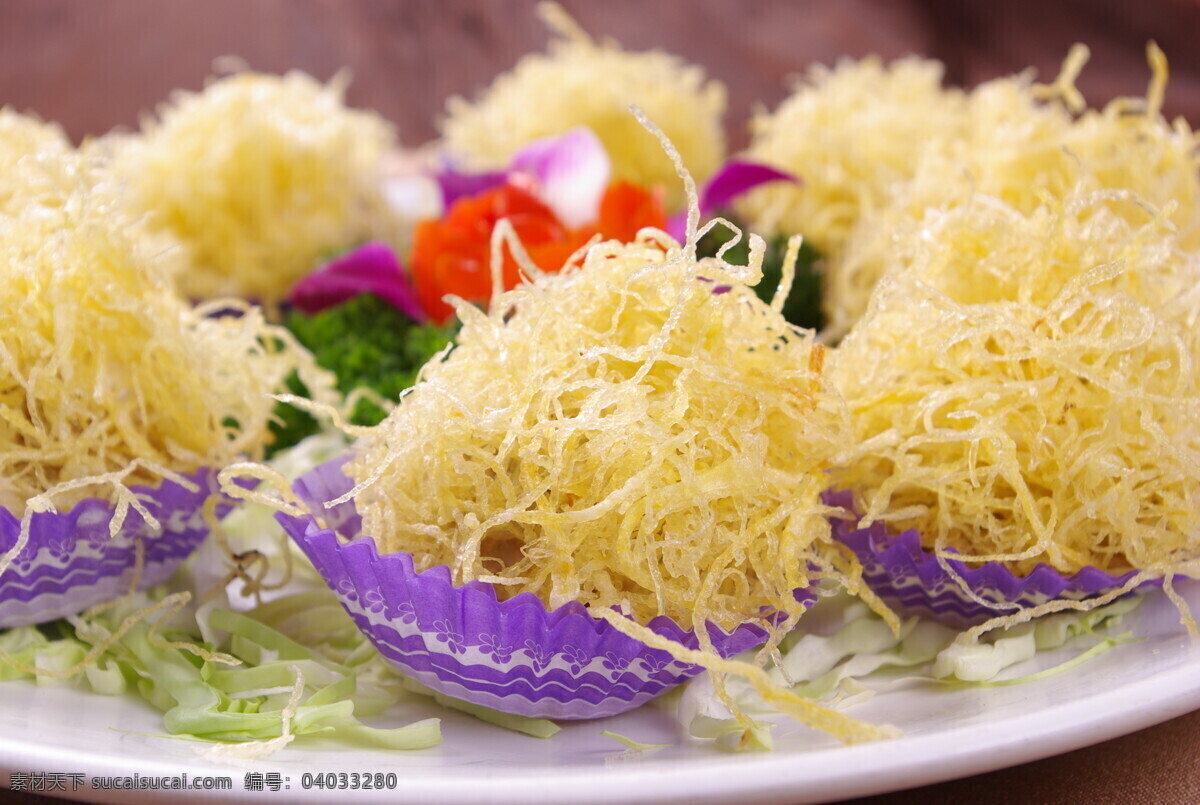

{"left": 1, "top": 580, "right": 1198, "bottom": 804}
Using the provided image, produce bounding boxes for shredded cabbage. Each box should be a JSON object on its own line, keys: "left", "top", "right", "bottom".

{"left": 600, "top": 729, "right": 670, "bottom": 753}
{"left": 0, "top": 589, "right": 441, "bottom": 754}
{"left": 398, "top": 676, "right": 560, "bottom": 740}
{"left": 672, "top": 591, "right": 1141, "bottom": 750}
{"left": 440, "top": 2, "right": 726, "bottom": 210}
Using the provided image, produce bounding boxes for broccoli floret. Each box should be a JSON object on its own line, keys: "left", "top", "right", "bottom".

{"left": 268, "top": 294, "right": 456, "bottom": 454}
{"left": 696, "top": 217, "right": 823, "bottom": 332}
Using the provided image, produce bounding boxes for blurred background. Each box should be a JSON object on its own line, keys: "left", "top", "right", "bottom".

{"left": 2, "top": 0, "right": 1200, "bottom": 149}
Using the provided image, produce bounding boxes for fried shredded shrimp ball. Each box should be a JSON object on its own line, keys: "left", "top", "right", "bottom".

{"left": 743, "top": 45, "right": 1200, "bottom": 340}
{"left": 0, "top": 108, "right": 74, "bottom": 212}
{"left": 345, "top": 222, "right": 850, "bottom": 633}
{"left": 832, "top": 187, "right": 1200, "bottom": 579}
{"left": 441, "top": 3, "right": 726, "bottom": 211}
{"left": 114, "top": 71, "right": 399, "bottom": 305}
{"left": 739, "top": 55, "right": 962, "bottom": 259}
{"left": 0, "top": 144, "right": 335, "bottom": 516}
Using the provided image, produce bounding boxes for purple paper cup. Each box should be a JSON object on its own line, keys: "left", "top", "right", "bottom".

{"left": 276, "top": 458, "right": 788, "bottom": 720}
{"left": 0, "top": 468, "right": 220, "bottom": 629}
{"left": 827, "top": 491, "right": 1153, "bottom": 629}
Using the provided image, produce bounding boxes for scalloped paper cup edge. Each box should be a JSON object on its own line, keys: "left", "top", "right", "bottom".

{"left": 277, "top": 458, "right": 784, "bottom": 720}
{"left": 0, "top": 468, "right": 220, "bottom": 628}
{"left": 827, "top": 491, "right": 1156, "bottom": 628}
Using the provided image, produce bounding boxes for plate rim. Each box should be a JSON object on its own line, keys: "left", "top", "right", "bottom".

{"left": 2, "top": 598, "right": 1198, "bottom": 804}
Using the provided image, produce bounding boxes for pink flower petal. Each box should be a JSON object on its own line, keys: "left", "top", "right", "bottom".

{"left": 700, "top": 160, "right": 798, "bottom": 214}
{"left": 287, "top": 242, "right": 426, "bottom": 322}
{"left": 509, "top": 127, "right": 611, "bottom": 228}
{"left": 435, "top": 165, "right": 508, "bottom": 210}
{"left": 667, "top": 160, "right": 800, "bottom": 241}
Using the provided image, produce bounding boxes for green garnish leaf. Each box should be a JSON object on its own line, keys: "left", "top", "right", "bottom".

{"left": 269, "top": 293, "right": 457, "bottom": 454}
{"left": 398, "top": 676, "right": 561, "bottom": 739}
{"left": 599, "top": 729, "right": 670, "bottom": 752}
{"left": 695, "top": 217, "right": 823, "bottom": 331}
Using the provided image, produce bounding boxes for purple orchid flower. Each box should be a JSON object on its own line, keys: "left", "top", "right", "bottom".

{"left": 667, "top": 160, "right": 800, "bottom": 241}
{"left": 288, "top": 130, "right": 610, "bottom": 319}
{"left": 286, "top": 241, "right": 426, "bottom": 322}
{"left": 436, "top": 166, "right": 508, "bottom": 210}
{"left": 506, "top": 127, "right": 611, "bottom": 227}
{"left": 437, "top": 126, "right": 612, "bottom": 228}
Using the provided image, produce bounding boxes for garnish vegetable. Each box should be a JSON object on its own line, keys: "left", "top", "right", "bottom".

{"left": 0, "top": 589, "right": 442, "bottom": 753}
{"left": 696, "top": 218, "right": 823, "bottom": 331}
{"left": 411, "top": 180, "right": 665, "bottom": 323}
{"left": 271, "top": 294, "right": 457, "bottom": 453}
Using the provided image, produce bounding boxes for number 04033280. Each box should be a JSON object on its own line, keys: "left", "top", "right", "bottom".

{"left": 300, "top": 772, "right": 399, "bottom": 790}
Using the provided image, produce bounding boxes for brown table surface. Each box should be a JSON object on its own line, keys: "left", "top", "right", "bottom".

{"left": 2, "top": 1, "right": 1199, "bottom": 802}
